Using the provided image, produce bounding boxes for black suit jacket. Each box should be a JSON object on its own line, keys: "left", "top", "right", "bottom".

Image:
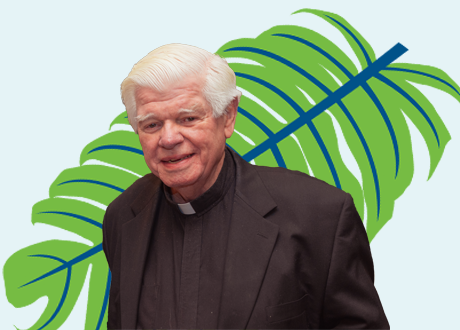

{"left": 102, "top": 149, "right": 389, "bottom": 329}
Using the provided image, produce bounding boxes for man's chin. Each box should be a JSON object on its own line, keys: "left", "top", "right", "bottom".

{"left": 157, "top": 164, "right": 201, "bottom": 186}
{"left": 161, "top": 176, "right": 198, "bottom": 191}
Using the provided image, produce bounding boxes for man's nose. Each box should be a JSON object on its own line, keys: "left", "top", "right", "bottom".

{"left": 158, "top": 122, "right": 184, "bottom": 149}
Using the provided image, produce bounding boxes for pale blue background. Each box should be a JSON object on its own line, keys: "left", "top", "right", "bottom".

{"left": 1, "top": 1, "right": 459, "bottom": 329}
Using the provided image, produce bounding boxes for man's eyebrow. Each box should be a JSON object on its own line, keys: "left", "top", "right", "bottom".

{"left": 178, "top": 104, "right": 202, "bottom": 114}
{"left": 136, "top": 112, "right": 157, "bottom": 123}
{"left": 178, "top": 108, "right": 197, "bottom": 114}
{"left": 136, "top": 104, "right": 203, "bottom": 122}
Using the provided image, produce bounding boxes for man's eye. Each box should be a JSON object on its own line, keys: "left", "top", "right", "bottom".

{"left": 185, "top": 117, "right": 195, "bottom": 122}
{"left": 147, "top": 123, "right": 157, "bottom": 128}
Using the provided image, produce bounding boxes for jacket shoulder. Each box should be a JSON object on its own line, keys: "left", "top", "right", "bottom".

{"left": 252, "top": 165, "right": 348, "bottom": 207}
{"left": 105, "top": 173, "right": 161, "bottom": 223}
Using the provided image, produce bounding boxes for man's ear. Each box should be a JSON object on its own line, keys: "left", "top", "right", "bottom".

{"left": 224, "top": 97, "right": 239, "bottom": 139}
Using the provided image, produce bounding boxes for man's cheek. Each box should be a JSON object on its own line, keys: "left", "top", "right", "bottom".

{"left": 144, "top": 155, "right": 159, "bottom": 174}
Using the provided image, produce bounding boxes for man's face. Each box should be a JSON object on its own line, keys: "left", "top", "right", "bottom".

{"left": 135, "top": 77, "right": 236, "bottom": 199}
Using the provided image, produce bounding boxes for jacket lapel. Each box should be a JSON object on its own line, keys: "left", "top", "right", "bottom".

{"left": 120, "top": 176, "right": 161, "bottom": 329}
{"left": 118, "top": 153, "right": 278, "bottom": 329}
{"left": 218, "top": 151, "right": 279, "bottom": 328}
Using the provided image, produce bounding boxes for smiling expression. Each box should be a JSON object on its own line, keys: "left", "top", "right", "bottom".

{"left": 135, "top": 77, "right": 237, "bottom": 201}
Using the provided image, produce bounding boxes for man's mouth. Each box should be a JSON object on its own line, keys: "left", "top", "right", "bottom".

{"left": 166, "top": 154, "right": 193, "bottom": 163}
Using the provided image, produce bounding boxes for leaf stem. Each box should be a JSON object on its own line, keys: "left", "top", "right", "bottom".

{"left": 21, "top": 244, "right": 103, "bottom": 288}
{"left": 242, "top": 43, "right": 408, "bottom": 162}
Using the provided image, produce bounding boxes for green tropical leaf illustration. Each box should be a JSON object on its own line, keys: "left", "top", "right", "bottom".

{"left": 3, "top": 8, "right": 459, "bottom": 329}
{"left": 3, "top": 122, "right": 150, "bottom": 330}
{"left": 217, "top": 8, "right": 460, "bottom": 241}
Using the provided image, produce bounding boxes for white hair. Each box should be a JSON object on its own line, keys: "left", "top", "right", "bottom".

{"left": 121, "top": 43, "right": 242, "bottom": 133}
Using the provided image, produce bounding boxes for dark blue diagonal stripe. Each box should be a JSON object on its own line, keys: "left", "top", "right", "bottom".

{"left": 272, "top": 32, "right": 399, "bottom": 179}
{"left": 338, "top": 101, "right": 380, "bottom": 216}
{"left": 237, "top": 107, "right": 285, "bottom": 167}
{"left": 376, "top": 73, "right": 440, "bottom": 146}
{"left": 325, "top": 14, "right": 372, "bottom": 66}
{"left": 88, "top": 144, "right": 144, "bottom": 155}
{"left": 272, "top": 31, "right": 400, "bottom": 179}
{"left": 383, "top": 67, "right": 460, "bottom": 96}
{"left": 242, "top": 43, "right": 408, "bottom": 162}
{"left": 38, "top": 211, "right": 102, "bottom": 229}
{"left": 57, "top": 179, "right": 125, "bottom": 193}
{"left": 272, "top": 33, "right": 354, "bottom": 79}
{"left": 225, "top": 46, "right": 332, "bottom": 95}
{"left": 22, "top": 244, "right": 103, "bottom": 287}
{"left": 362, "top": 83, "right": 400, "bottom": 178}
{"left": 96, "top": 271, "right": 112, "bottom": 330}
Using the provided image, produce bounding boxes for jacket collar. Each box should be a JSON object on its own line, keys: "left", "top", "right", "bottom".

{"left": 130, "top": 174, "right": 160, "bottom": 215}
{"left": 120, "top": 148, "right": 278, "bottom": 329}
{"left": 230, "top": 148, "right": 277, "bottom": 216}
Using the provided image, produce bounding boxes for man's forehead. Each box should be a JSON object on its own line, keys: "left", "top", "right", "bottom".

{"left": 135, "top": 82, "right": 204, "bottom": 105}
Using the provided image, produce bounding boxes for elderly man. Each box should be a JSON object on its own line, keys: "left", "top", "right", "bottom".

{"left": 102, "top": 44, "right": 389, "bottom": 329}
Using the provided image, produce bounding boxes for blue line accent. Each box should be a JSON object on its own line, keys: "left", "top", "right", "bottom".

{"left": 38, "top": 267, "right": 72, "bottom": 330}
{"left": 324, "top": 14, "right": 372, "bottom": 66}
{"left": 88, "top": 144, "right": 144, "bottom": 156}
{"left": 26, "top": 254, "right": 73, "bottom": 330}
{"left": 235, "top": 70, "right": 337, "bottom": 174}
{"left": 376, "top": 73, "right": 440, "bottom": 146}
{"left": 307, "top": 120, "right": 341, "bottom": 189}
{"left": 38, "top": 211, "right": 102, "bottom": 229}
{"left": 22, "top": 244, "right": 103, "bottom": 287}
{"left": 338, "top": 101, "right": 380, "bottom": 216}
{"left": 225, "top": 46, "right": 331, "bottom": 95}
{"left": 238, "top": 107, "right": 286, "bottom": 167}
{"left": 96, "top": 271, "right": 112, "bottom": 330}
{"left": 271, "top": 32, "right": 399, "bottom": 178}
{"left": 271, "top": 33, "right": 354, "bottom": 79}
{"left": 238, "top": 107, "right": 275, "bottom": 137}
{"left": 362, "top": 83, "right": 400, "bottom": 178}
{"left": 270, "top": 33, "right": 399, "bottom": 181}
{"left": 28, "top": 254, "right": 66, "bottom": 264}
{"left": 241, "top": 43, "right": 408, "bottom": 162}
{"left": 235, "top": 72, "right": 305, "bottom": 116}
{"left": 58, "top": 180, "right": 125, "bottom": 193}
{"left": 270, "top": 146, "right": 286, "bottom": 168}
{"left": 383, "top": 67, "right": 460, "bottom": 96}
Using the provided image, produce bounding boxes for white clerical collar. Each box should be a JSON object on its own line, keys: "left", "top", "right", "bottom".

{"left": 177, "top": 202, "right": 196, "bottom": 215}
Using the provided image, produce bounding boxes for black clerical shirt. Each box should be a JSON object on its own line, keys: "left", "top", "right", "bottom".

{"left": 136, "top": 149, "right": 236, "bottom": 329}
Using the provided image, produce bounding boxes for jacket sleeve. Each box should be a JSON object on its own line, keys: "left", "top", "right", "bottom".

{"left": 102, "top": 204, "right": 121, "bottom": 330}
{"left": 320, "top": 194, "right": 389, "bottom": 329}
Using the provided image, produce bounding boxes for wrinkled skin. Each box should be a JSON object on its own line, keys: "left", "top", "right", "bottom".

{"left": 135, "top": 77, "right": 238, "bottom": 202}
